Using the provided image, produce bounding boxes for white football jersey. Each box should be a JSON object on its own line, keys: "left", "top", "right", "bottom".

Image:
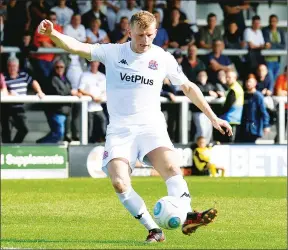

{"left": 89, "top": 42, "right": 188, "bottom": 127}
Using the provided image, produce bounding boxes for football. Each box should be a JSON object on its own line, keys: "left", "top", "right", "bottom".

{"left": 153, "top": 196, "right": 186, "bottom": 230}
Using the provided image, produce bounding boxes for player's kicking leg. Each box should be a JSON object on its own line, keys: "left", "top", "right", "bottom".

{"left": 107, "top": 158, "right": 165, "bottom": 243}
{"left": 146, "top": 147, "right": 217, "bottom": 236}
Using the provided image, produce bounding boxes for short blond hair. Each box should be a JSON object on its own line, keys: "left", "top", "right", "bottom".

{"left": 130, "top": 11, "right": 156, "bottom": 29}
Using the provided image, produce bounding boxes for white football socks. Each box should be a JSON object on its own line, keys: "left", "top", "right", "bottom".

{"left": 117, "top": 187, "right": 159, "bottom": 231}
{"left": 166, "top": 174, "right": 192, "bottom": 213}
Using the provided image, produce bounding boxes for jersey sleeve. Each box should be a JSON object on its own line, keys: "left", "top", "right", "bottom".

{"left": 165, "top": 52, "right": 189, "bottom": 86}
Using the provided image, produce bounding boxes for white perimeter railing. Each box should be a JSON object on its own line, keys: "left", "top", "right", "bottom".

{"left": 1, "top": 95, "right": 286, "bottom": 145}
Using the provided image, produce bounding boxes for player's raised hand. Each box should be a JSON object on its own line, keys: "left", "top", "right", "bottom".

{"left": 212, "top": 118, "right": 233, "bottom": 136}
{"left": 38, "top": 19, "right": 53, "bottom": 36}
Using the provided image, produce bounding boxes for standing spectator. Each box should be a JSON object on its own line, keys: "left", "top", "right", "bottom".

{"left": 31, "top": 11, "right": 63, "bottom": 85}
{"left": 166, "top": 8, "right": 194, "bottom": 51}
{"left": 51, "top": 0, "right": 74, "bottom": 27}
{"left": 190, "top": 70, "right": 220, "bottom": 143}
{"left": 86, "top": 18, "right": 110, "bottom": 44}
{"left": 64, "top": 13, "right": 87, "bottom": 142}
{"left": 82, "top": 0, "right": 109, "bottom": 32}
{"left": 104, "top": 0, "right": 121, "bottom": 32}
{"left": 220, "top": 69, "right": 244, "bottom": 142}
{"left": 116, "top": 0, "right": 139, "bottom": 24}
{"left": 78, "top": 61, "right": 107, "bottom": 143}
{"left": 28, "top": 0, "right": 50, "bottom": 34}
{"left": 110, "top": 16, "right": 130, "bottom": 44}
{"left": 182, "top": 44, "right": 206, "bottom": 83}
{"left": 2, "top": 57, "right": 44, "bottom": 143}
{"left": 219, "top": 0, "right": 250, "bottom": 35}
{"left": 237, "top": 76, "right": 270, "bottom": 143}
{"left": 152, "top": 10, "right": 168, "bottom": 49}
{"left": 199, "top": 13, "right": 222, "bottom": 49}
{"left": 223, "top": 22, "right": 245, "bottom": 49}
{"left": 262, "top": 14, "right": 286, "bottom": 84}
{"left": 3, "top": 0, "right": 30, "bottom": 47}
{"left": 36, "top": 59, "right": 72, "bottom": 143}
{"left": 208, "top": 40, "right": 233, "bottom": 83}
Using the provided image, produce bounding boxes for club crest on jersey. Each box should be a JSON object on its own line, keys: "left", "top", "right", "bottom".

{"left": 148, "top": 60, "right": 158, "bottom": 70}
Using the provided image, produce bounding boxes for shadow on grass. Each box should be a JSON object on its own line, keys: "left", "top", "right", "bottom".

{"left": 1, "top": 238, "right": 157, "bottom": 246}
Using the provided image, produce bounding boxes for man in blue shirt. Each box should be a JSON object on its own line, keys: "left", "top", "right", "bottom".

{"left": 152, "top": 10, "right": 169, "bottom": 49}
{"left": 208, "top": 40, "right": 233, "bottom": 83}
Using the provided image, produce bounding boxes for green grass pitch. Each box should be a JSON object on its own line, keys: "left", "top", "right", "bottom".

{"left": 1, "top": 177, "right": 287, "bottom": 249}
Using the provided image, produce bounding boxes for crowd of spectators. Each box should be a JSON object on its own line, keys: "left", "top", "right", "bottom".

{"left": 0, "top": 0, "right": 287, "bottom": 145}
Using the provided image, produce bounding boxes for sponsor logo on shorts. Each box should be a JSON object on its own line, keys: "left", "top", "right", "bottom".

{"left": 148, "top": 60, "right": 158, "bottom": 70}
{"left": 103, "top": 151, "right": 109, "bottom": 160}
{"left": 120, "top": 73, "right": 153, "bottom": 85}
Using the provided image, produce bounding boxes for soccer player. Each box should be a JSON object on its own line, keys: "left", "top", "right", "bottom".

{"left": 38, "top": 11, "right": 232, "bottom": 243}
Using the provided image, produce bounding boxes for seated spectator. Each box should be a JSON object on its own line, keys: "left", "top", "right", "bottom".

{"left": 208, "top": 40, "right": 233, "bottom": 83}
{"left": 256, "top": 64, "right": 273, "bottom": 97}
{"left": 274, "top": 66, "right": 287, "bottom": 97}
{"left": 78, "top": 61, "right": 107, "bottom": 143}
{"left": 219, "top": 0, "right": 249, "bottom": 35}
{"left": 152, "top": 10, "right": 169, "bottom": 49}
{"left": 28, "top": 0, "right": 50, "bottom": 33}
{"left": 37, "top": 59, "right": 72, "bottom": 143}
{"left": 166, "top": 8, "right": 194, "bottom": 50}
{"left": 219, "top": 69, "right": 244, "bottom": 143}
{"left": 237, "top": 76, "right": 270, "bottom": 143}
{"left": 31, "top": 11, "right": 63, "bottom": 84}
{"left": 193, "top": 136, "right": 225, "bottom": 177}
{"left": 116, "top": 0, "right": 139, "bottom": 24}
{"left": 110, "top": 16, "right": 130, "bottom": 44}
{"left": 64, "top": 13, "right": 87, "bottom": 43}
{"left": 182, "top": 44, "right": 206, "bottom": 83}
{"left": 262, "top": 14, "right": 286, "bottom": 84}
{"left": 3, "top": 0, "right": 29, "bottom": 47}
{"left": 86, "top": 18, "right": 110, "bottom": 44}
{"left": 82, "top": 0, "right": 109, "bottom": 32}
{"left": 1, "top": 57, "right": 44, "bottom": 143}
{"left": 190, "top": 70, "right": 220, "bottom": 142}
{"left": 51, "top": 0, "right": 74, "bottom": 27}
{"left": 199, "top": 13, "right": 222, "bottom": 49}
{"left": 223, "top": 22, "right": 245, "bottom": 49}
{"left": 215, "top": 70, "right": 228, "bottom": 96}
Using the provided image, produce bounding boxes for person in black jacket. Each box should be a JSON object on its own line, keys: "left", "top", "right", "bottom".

{"left": 36, "top": 59, "right": 72, "bottom": 143}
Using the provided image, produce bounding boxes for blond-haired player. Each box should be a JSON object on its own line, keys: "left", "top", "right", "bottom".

{"left": 38, "top": 11, "right": 232, "bottom": 243}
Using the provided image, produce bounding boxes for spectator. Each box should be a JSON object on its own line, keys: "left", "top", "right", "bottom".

{"left": 110, "top": 16, "right": 130, "bottom": 44}
{"left": 162, "top": 0, "right": 187, "bottom": 29}
{"left": 199, "top": 13, "right": 222, "bottom": 49}
{"left": 274, "top": 66, "right": 287, "bottom": 97}
{"left": 36, "top": 59, "right": 72, "bottom": 143}
{"left": 193, "top": 136, "right": 225, "bottom": 177}
{"left": 215, "top": 70, "right": 228, "bottom": 95}
{"left": 51, "top": 0, "right": 74, "bottom": 27}
{"left": 237, "top": 76, "right": 270, "bottom": 143}
{"left": 166, "top": 8, "right": 194, "bottom": 50}
{"left": 256, "top": 64, "right": 273, "bottom": 97}
{"left": 143, "top": 0, "right": 163, "bottom": 22}
{"left": 82, "top": 0, "right": 109, "bottom": 32}
{"left": 191, "top": 70, "right": 220, "bottom": 143}
{"left": 223, "top": 22, "right": 245, "bottom": 49}
{"left": 78, "top": 61, "right": 107, "bottom": 143}
{"left": 3, "top": 0, "right": 30, "bottom": 47}
{"left": 30, "top": 11, "right": 63, "bottom": 84}
{"left": 116, "top": 0, "right": 139, "bottom": 24}
{"left": 219, "top": 0, "right": 250, "bottom": 35}
{"left": 104, "top": 0, "right": 121, "bottom": 32}
{"left": 28, "top": 0, "right": 50, "bottom": 33}
{"left": 182, "top": 44, "right": 206, "bottom": 83}
{"left": 152, "top": 10, "right": 168, "bottom": 49}
{"left": 64, "top": 13, "right": 88, "bottom": 142}
{"left": 86, "top": 18, "right": 110, "bottom": 44}
{"left": 1, "top": 57, "right": 44, "bottom": 143}
{"left": 220, "top": 69, "right": 244, "bottom": 143}
{"left": 208, "top": 40, "right": 233, "bottom": 83}
{"left": 262, "top": 14, "right": 286, "bottom": 84}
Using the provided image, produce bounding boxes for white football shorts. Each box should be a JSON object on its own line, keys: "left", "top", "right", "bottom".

{"left": 102, "top": 122, "right": 174, "bottom": 175}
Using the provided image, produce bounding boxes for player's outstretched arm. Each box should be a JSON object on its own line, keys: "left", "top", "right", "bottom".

{"left": 38, "top": 19, "right": 92, "bottom": 61}
{"left": 181, "top": 81, "right": 233, "bottom": 136}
